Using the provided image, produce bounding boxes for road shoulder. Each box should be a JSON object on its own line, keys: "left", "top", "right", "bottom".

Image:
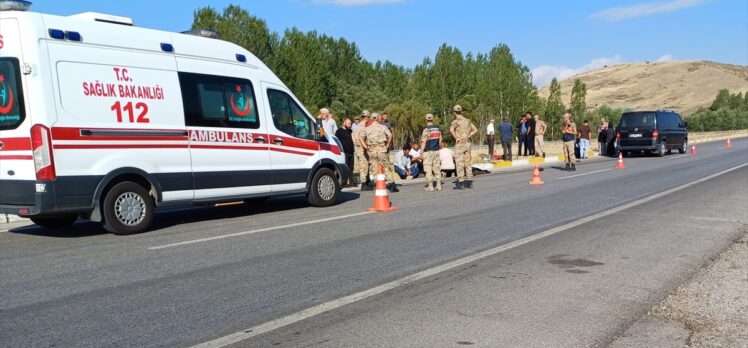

{"left": 610, "top": 228, "right": 748, "bottom": 348}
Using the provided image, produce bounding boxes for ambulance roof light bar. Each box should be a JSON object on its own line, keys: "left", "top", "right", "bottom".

{"left": 0, "top": 0, "right": 32, "bottom": 11}
{"left": 181, "top": 29, "right": 220, "bottom": 39}
{"left": 68, "top": 12, "right": 134, "bottom": 26}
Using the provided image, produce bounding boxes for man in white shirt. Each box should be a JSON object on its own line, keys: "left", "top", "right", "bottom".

{"left": 439, "top": 141, "right": 456, "bottom": 178}
{"left": 394, "top": 144, "right": 419, "bottom": 179}
{"left": 486, "top": 118, "right": 495, "bottom": 159}
{"left": 408, "top": 142, "right": 424, "bottom": 178}
{"left": 318, "top": 108, "right": 337, "bottom": 137}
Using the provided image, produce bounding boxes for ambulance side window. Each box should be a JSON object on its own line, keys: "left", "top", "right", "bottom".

{"left": 0, "top": 58, "right": 25, "bottom": 131}
{"left": 178, "top": 72, "right": 259, "bottom": 129}
{"left": 267, "top": 89, "right": 314, "bottom": 140}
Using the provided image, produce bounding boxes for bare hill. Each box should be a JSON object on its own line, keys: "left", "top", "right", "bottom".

{"left": 538, "top": 61, "right": 748, "bottom": 116}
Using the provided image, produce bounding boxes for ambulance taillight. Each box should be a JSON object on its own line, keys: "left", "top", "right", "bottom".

{"left": 31, "top": 124, "right": 57, "bottom": 181}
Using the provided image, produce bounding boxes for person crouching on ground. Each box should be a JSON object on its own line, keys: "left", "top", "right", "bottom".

{"left": 394, "top": 144, "right": 419, "bottom": 180}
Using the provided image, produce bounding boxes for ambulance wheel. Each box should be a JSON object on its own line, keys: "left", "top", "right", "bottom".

{"left": 102, "top": 181, "right": 155, "bottom": 235}
{"left": 31, "top": 214, "right": 78, "bottom": 229}
{"left": 308, "top": 168, "right": 340, "bottom": 207}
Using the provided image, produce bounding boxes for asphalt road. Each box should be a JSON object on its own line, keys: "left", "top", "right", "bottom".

{"left": 0, "top": 139, "right": 746, "bottom": 347}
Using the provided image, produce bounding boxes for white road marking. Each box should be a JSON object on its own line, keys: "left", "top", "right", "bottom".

{"left": 192, "top": 162, "right": 748, "bottom": 348}
{"left": 557, "top": 168, "right": 613, "bottom": 180}
{"left": 667, "top": 154, "right": 691, "bottom": 160}
{"left": 148, "top": 211, "right": 374, "bottom": 250}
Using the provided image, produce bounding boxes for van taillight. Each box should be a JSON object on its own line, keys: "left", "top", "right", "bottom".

{"left": 30, "top": 124, "right": 57, "bottom": 181}
{"left": 652, "top": 130, "right": 659, "bottom": 138}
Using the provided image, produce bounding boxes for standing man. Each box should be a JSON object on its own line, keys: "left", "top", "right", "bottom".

{"left": 517, "top": 114, "right": 528, "bottom": 158}
{"left": 335, "top": 118, "right": 355, "bottom": 187}
{"left": 486, "top": 118, "right": 496, "bottom": 159}
{"left": 562, "top": 113, "right": 577, "bottom": 171}
{"left": 597, "top": 119, "right": 608, "bottom": 156}
{"left": 420, "top": 114, "right": 443, "bottom": 191}
{"left": 606, "top": 123, "right": 617, "bottom": 157}
{"left": 353, "top": 111, "right": 372, "bottom": 191}
{"left": 499, "top": 116, "right": 514, "bottom": 161}
{"left": 449, "top": 105, "right": 478, "bottom": 190}
{"left": 318, "top": 108, "right": 337, "bottom": 137}
{"left": 525, "top": 112, "right": 536, "bottom": 156}
{"left": 360, "top": 113, "right": 398, "bottom": 192}
{"left": 380, "top": 112, "right": 391, "bottom": 129}
{"left": 578, "top": 119, "right": 592, "bottom": 159}
{"left": 534, "top": 114, "right": 547, "bottom": 158}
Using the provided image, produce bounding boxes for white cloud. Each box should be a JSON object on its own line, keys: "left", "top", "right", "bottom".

{"left": 590, "top": 0, "right": 709, "bottom": 22}
{"left": 656, "top": 54, "right": 674, "bottom": 62}
{"left": 532, "top": 55, "right": 625, "bottom": 87}
{"left": 313, "top": 0, "right": 405, "bottom": 6}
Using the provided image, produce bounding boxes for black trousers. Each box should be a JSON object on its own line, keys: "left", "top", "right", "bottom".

{"left": 526, "top": 135, "right": 535, "bottom": 156}
{"left": 487, "top": 134, "right": 495, "bottom": 158}
{"left": 501, "top": 140, "right": 512, "bottom": 161}
{"left": 344, "top": 152, "right": 354, "bottom": 185}
{"left": 518, "top": 134, "right": 526, "bottom": 156}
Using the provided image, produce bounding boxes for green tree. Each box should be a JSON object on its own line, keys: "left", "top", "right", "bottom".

{"left": 545, "top": 78, "right": 565, "bottom": 140}
{"left": 570, "top": 79, "right": 587, "bottom": 122}
{"left": 710, "top": 89, "right": 731, "bottom": 111}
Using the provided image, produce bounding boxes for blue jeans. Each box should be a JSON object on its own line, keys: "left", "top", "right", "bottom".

{"left": 394, "top": 165, "right": 419, "bottom": 179}
{"left": 579, "top": 138, "right": 590, "bottom": 158}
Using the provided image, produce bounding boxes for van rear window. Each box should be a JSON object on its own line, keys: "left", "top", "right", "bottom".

{"left": 0, "top": 58, "right": 25, "bottom": 130}
{"left": 619, "top": 112, "right": 655, "bottom": 128}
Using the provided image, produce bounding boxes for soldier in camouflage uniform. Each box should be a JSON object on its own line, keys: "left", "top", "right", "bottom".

{"left": 353, "top": 110, "right": 372, "bottom": 191}
{"left": 360, "top": 113, "right": 399, "bottom": 192}
{"left": 449, "top": 105, "right": 478, "bottom": 190}
{"left": 420, "top": 114, "right": 443, "bottom": 191}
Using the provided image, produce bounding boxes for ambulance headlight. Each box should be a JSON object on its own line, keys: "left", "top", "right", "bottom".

{"left": 0, "top": 0, "right": 32, "bottom": 11}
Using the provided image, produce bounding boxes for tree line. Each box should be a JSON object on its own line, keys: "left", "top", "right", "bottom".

{"left": 191, "top": 5, "right": 744, "bottom": 147}
{"left": 686, "top": 89, "right": 748, "bottom": 131}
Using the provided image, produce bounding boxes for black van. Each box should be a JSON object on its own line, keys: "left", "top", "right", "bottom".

{"left": 616, "top": 110, "right": 688, "bottom": 157}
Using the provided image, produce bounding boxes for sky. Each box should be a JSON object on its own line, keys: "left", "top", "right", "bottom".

{"left": 30, "top": 0, "right": 748, "bottom": 86}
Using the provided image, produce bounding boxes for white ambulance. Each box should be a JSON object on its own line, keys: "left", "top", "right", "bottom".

{"left": 0, "top": 1, "right": 348, "bottom": 234}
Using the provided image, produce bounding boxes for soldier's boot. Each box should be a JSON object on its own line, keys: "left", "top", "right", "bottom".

{"left": 454, "top": 181, "right": 464, "bottom": 190}
{"left": 425, "top": 182, "right": 434, "bottom": 192}
{"left": 465, "top": 180, "right": 473, "bottom": 189}
{"left": 435, "top": 181, "right": 443, "bottom": 191}
{"left": 388, "top": 182, "right": 399, "bottom": 193}
{"left": 361, "top": 181, "right": 373, "bottom": 191}
{"left": 564, "top": 164, "right": 571, "bottom": 171}
{"left": 571, "top": 164, "right": 577, "bottom": 171}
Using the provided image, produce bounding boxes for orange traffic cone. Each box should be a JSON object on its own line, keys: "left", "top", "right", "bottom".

{"left": 725, "top": 138, "right": 732, "bottom": 148}
{"left": 615, "top": 153, "right": 625, "bottom": 169}
{"left": 691, "top": 144, "right": 697, "bottom": 155}
{"left": 529, "top": 165, "right": 544, "bottom": 185}
{"left": 367, "top": 165, "right": 398, "bottom": 213}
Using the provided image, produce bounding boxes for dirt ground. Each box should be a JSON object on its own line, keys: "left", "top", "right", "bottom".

{"left": 611, "top": 227, "right": 748, "bottom": 348}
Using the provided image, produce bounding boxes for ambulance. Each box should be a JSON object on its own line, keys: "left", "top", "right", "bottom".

{"left": 0, "top": 1, "right": 348, "bottom": 234}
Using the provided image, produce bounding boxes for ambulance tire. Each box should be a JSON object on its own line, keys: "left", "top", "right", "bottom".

{"left": 308, "top": 168, "right": 340, "bottom": 207}
{"left": 102, "top": 181, "right": 155, "bottom": 235}
{"left": 31, "top": 214, "right": 78, "bottom": 230}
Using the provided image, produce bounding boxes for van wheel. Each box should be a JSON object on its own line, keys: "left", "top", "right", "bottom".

{"left": 308, "top": 168, "right": 340, "bottom": 207}
{"left": 102, "top": 182, "right": 155, "bottom": 235}
{"left": 656, "top": 142, "right": 666, "bottom": 157}
{"left": 31, "top": 214, "right": 78, "bottom": 229}
{"left": 679, "top": 141, "right": 687, "bottom": 154}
